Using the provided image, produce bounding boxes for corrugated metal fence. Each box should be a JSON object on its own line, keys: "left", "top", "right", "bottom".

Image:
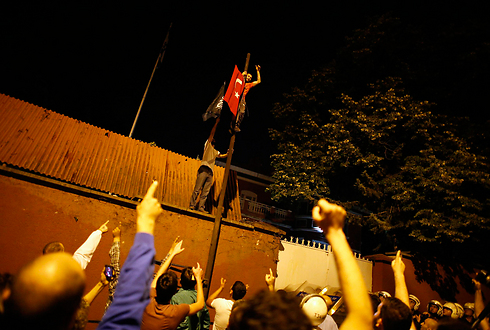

{"left": 0, "top": 94, "right": 241, "bottom": 221}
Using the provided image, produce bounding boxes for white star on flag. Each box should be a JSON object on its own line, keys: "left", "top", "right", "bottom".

{"left": 234, "top": 91, "right": 240, "bottom": 99}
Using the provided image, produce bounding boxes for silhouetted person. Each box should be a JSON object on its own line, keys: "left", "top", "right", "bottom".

{"left": 189, "top": 117, "right": 228, "bottom": 213}
{"left": 373, "top": 251, "right": 414, "bottom": 330}
{"left": 98, "top": 181, "right": 163, "bottom": 330}
{"left": 171, "top": 266, "right": 210, "bottom": 330}
{"left": 206, "top": 279, "right": 247, "bottom": 330}
{"left": 141, "top": 237, "right": 205, "bottom": 330}
{"left": 234, "top": 65, "right": 261, "bottom": 132}
{"left": 3, "top": 252, "right": 85, "bottom": 330}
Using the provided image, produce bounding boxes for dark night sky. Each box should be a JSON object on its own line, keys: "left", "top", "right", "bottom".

{"left": 1, "top": 2, "right": 486, "bottom": 175}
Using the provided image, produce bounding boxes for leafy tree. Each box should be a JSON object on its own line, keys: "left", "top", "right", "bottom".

{"left": 268, "top": 12, "right": 490, "bottom": 299}
{"left": 269, "top": 77, "right": 490, "bottom": 299}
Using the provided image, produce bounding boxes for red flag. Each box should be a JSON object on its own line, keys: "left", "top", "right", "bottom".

{"left": 224, "top": 65, "right": 245, "bottom": 116}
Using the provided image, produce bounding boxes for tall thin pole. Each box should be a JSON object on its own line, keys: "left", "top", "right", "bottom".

{"left": 129, "top": 23, "right": 172, "bottom": 138}
{"left": 203, "top": 54, "right": 251, "bottom": 298}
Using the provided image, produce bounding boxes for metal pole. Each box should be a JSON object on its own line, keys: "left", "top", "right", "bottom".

{"left": 203, "top": 53, "right": 250, "bottom": 298}
{"left": 129, "top": 23, "right": 172, "bottom": 138}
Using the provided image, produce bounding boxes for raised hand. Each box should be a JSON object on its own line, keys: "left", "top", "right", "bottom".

{"left": 98, "top": 220, "right": 110, "bottom": 233}
{"left": 169, "top": 238, "right": 185, "bottom": 256}
{"left": 192, "top": 262, "right": 203, "bottom": 280}
{"left": 136, "top": 181, "right": 163, "bottom": 234}
{"left": 265, "top": 268, "right": 275, "bottom": 287}
{"left": 391, "top": 250, "right": 405, "bottom": 275}
{"left": 312, "top": 199, "right": 346, "bottom": 234}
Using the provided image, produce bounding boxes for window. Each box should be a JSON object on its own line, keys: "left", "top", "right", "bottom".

{"left": 240, "top": 190, "right": 257, "bottom": 202}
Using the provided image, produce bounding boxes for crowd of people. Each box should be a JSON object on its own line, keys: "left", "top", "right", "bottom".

{"left": 370, "top": 281, "right": 487, "bottom": 330}
{"left": 0, "top": 181, "right": 488, "bottom": 330}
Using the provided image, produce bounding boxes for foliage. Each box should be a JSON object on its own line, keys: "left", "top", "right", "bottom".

{"left": 268, "top": 13, "right": 490, "bottom": 297}
{"left": 269, "top": 76, "right": 490, "bottom": 297}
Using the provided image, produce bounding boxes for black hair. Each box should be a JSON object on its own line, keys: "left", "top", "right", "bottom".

{"left": 155, "top": 271, "right": 178, "bottom": 304}
{"left": 380, "top": 297, "right": 413, "bottom": 330}
{"left": 180, "top": 267, "right": 196, "bottom": 290}
{"left": 228, "top": 289, "right": 312, "bottom": 330}
{"left": 231, "top": 281, "right": 247, "bottom": 301}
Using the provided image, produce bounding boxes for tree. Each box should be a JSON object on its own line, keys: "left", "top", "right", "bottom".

{"left": 269, "top": 12, "right": 490, "bottom": 299}
{"left": 269, "top": 77, "right": 490, "bottom": 299}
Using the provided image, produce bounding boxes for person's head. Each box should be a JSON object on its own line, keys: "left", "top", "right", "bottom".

{"left": 155, "top": 271, "right": 178, "bottom": 304}
{"left": 245, "top": 73, "right": 252, "bottom": 82}
{"left": 443, "top": 302, "right": 457, "bottom": 318}
{"left": 42, "top": 241, "right": 65, "bottom": 254}
{"left": 463, "top": 302, "right": 474, "bottom": 318}
{"left": 454, "top": 303, "right": 464, "bottom": 318}
{"left": 427, "top": 300, "right": 443, "bottom": 317}
{"left": 228, "top": 289, "right": 312, "bottom": 330}
{"left": 409, "top": 294, "right": 420, "bottom": 312}
{"left": 4, "top": 252, "right": 85, "bottom": 330}
{"left": 376, "top": 291, "right": 391, "bottom": 302}
{"left": 180, "top": 267, "right": 196, "bottom": 290}
{"left": 231, "top": 281, "right": 247, "bottom": 301}
{"left": 420, "top": 317, "right": 438, "bottom": 330}
{"left": 300, "top": 294, "right": 328, "bottom": 326}
{"left": 370, "top": 293, "right": 382, "bottom": 314}
{"left": 437, "top": 317, "right": 471, "bottom": 330}
{"left": 374, "top": 297, "right": 412, "bottom": 330}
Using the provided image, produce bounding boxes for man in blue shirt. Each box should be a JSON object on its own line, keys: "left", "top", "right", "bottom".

{"left": 97, "top": 181, "right": 162, "bottom": 330}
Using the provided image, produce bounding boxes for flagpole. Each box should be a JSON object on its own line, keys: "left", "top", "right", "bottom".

{"left": 203, "top": 53, "right": 250, "bottom": 298}
{"left": 129, "top": 23, "right": 172, "bottom": 138}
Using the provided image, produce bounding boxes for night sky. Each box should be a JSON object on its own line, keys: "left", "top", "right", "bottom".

{"left": 1, "top": 2, "right": 487, "bottom": 175}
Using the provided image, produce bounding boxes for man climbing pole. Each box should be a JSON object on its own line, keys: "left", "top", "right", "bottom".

{"left": 233, "top": 65, "right": 261, "bottom": 132}
{"left": 189, "top": 117, "right": 229, "bottom": 213}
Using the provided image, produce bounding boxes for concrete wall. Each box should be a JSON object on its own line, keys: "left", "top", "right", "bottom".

{"left": 276, "top": 239, "right": 373, "bottom": 294}
{"left": 0, "top": 173, "right": 281, "bottom": 329}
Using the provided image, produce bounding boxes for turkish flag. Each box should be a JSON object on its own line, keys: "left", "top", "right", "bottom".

{"left": 224, "top": 65, "right": 245, "bottom": 116}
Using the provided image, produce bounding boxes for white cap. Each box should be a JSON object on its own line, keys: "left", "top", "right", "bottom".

{"left": 300, "top": 294, "right": 328, "bottom": 326}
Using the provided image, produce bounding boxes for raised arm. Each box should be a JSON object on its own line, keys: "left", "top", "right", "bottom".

{"left": 97, "top": 181, "right": 161, "bottom": 330}
{"left": 206, "top": 278, "right": 226, "bottom": 308}
{"left": 84, "top": 270, "right": 109, "bottom": 305}
{"left": 391, "top": 251, "right": 409, "bottom": 306}
{"left": 218, "top": 149, "right": 231, "bottom": 159}
{"left": 253, "top": 65, "right": 261, "bottom": 86}
{"left": 73, "top": 220, "right": 109, "bottom": 270}
{"left": 105, "top": 228, "right": 121, "bottom": 310}
{"left": 312, "top": 199, "right": 372, "bottom": 330}
{"left": 391, "top": 250, "right": 417, "bottom": 330}
{"left": 265, "top": 268, "right": 276, "bottom": 292}
{"left": 151, "top": 237, "right": 185, "bottom": 289}
{"left": 208, "top": 117, "right": 220, "bottom": 142}
{"left": 188, "top": 263, "right": 205, "bottom": 315}
{"left": 473, "top": 279, "right": 490, "bottom": 330}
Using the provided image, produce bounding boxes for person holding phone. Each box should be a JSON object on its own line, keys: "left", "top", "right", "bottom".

{"left": 105, "top": 227, "right": 121, "bottom": 311}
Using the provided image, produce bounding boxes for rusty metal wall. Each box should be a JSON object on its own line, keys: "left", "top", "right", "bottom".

{"left": 0, "top": 94, "right": 241, "bottom": 221}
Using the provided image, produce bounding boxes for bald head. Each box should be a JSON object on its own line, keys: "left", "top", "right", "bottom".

{"left": 421, "top": 318, "right": 438, "bottom": 330}
{"left": 43, "top": 241, "right": 65, "bottom": 254}
{"left": 5, "top": 252, "right": 85, "bottom": 330}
